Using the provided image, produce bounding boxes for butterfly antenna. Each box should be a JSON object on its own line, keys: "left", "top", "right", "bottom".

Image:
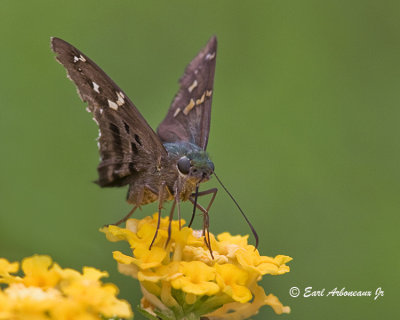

{"left": 213, "top": 172, "right": 259, "bottom": 249}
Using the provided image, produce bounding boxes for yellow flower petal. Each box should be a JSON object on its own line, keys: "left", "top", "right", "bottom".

{"left": 138, "top": 262, "right": 180, "bottom": 283}
{"left": 217, "top": 232, "right": 249, "bottom": 247}
{"left": 136, "top": 223, "right": 162, "bottom": 246}
{"left": 0, "top": 258, "right": 19, "bottom": 285}
{"left": 275, "top": 255, "right": 293, "bottom": 265}
{"left": 117, "top": 261, "right": 139, "bottom": 279}
{"left": 264, "top": 292, "right": 291, "bottom": 315}
{"left": 82, "top": 267, "right": 109, "bottom": 281}
{"left": 215, "top": 264, "right": 252, "bottom": 303}
{"left": 171, "top": 261, "right": 219, "bottom": 296}
{"left": 101, "top": 224, "right": 140, "bottom": 247}
{"left": 236, "top": 248, "right": 292, "bottom": 276}
{"left": 206, "top": 285, "right": 290, "bottom": 319}
{"left": 0, "top": 258, "right": 19, "bottom": 275}
{"left": 114, "top": 245, "right": 166, "bottom": 270}
{"left": 173, "top": 278, "right": 220, "bottom": 296}
{"left": 133, "top": 245, "right": 167, "bottom": 269}
{"left": 21, "top": 255, "right": 60, "bottom": 288}
{"left": 113, "top": 251, "right": 136, "bottom": 265}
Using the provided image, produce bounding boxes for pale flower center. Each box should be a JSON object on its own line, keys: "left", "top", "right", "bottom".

{"left": 6, "top": 283, "right": 61, "bottom": 301}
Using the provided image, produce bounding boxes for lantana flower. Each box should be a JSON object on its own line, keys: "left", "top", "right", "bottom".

{"left": 102, "top": 213, "right": 292, "bottom": 320}
{"left": 0, "top": 255, "right": 132, "bottom": 320}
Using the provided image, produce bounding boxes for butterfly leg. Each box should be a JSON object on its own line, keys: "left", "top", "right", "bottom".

{"left": 110, "top": 205, "right": 138, "bottom": 226}
{"left": 176, "top": 192, "right": 182, "bottom": 230}
{"left": 188, "top": 188, "right": 218, "bottom": 227}
{"left": 188, "top": 195, "right": 216, "bottom": 259}
{"left": 165, "top": 199, "right": 177, "bottom": 248}
{"left": 149, "top": 182, "right": 167, "bottom": 250}
{"left": 203, "top": 210, "right": 213, "bottom": 259}
{"left": 166, "top": 182, "right": 184, "bottom": 247}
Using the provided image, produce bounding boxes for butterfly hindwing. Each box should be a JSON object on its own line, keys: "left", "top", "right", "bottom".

{"left": 51, "top": 37, "right": 167, "bottom": 187}
{"left": 157, "top": 36, "right": 217, "bottom": 150}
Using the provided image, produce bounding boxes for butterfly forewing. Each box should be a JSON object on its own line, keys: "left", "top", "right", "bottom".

{"left": 51, "top": 37, "right": 167, "bottom": 187}
{"left": 157, "top": 36, "right": 217, "bottom": 150}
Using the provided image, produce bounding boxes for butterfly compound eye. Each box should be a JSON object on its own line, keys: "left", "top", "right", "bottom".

{"left": 177, "top": 156, "right": 191, "bottom": 174}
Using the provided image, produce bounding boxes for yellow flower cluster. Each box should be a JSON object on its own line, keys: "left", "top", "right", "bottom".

{"left": 102, "top": 214, "right": 291, "bottom": 320}
{"left": 0, "top": 255, "right": 132, "bottom": 320}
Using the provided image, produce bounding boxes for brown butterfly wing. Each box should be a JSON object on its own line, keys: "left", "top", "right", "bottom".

{"left": 51, "top": 37, "right": 167, "bottom": 187}
{"left": 157, "top": 36, "right": 217, "bottom": 150}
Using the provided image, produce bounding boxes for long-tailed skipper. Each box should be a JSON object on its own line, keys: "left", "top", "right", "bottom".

{"left": 51, "top": 36, "right": 257, "bottom": 251}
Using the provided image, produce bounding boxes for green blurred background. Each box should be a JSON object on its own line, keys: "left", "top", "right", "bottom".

{"left": 0, "top": 0, "right": 398, "bottom": 319}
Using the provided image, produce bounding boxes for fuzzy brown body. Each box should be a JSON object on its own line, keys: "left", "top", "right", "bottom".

{"left": 127, "top": 171, "right": 198, "bottom": 206}
{"left": 125, "top": 142, "right": 211, "bottom": 206}
{"left": 125, "top": 157, "right": 194, "bottom": 206}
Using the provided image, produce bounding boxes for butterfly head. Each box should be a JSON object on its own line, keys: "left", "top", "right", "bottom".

{"left": 164, "top": 142, "right": 214, "bottom": 184}
{"left": 177, "top": 153, "right": 214, "bottom": 183}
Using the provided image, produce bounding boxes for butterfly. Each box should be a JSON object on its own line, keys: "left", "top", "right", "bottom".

{"left": 51, "top": 36, "right": 257, "bottom": 252}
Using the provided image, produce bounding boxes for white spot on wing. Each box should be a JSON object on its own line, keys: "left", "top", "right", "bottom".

{"left": 99, "top": 108, "right": 104, "bottom": 114}
{"left": 173, "top": 108, "right": 181, "bottom": 117}
{"left": 108, "top": 99, "right": 118, "bottom": 110}
{"left": 116, "top": 91, "right": 125, "bottom": 106}
{"left": 205, "top": 52, "right": 215, "bottom": 60}
{"left": 196, "top": 92, "right": 206, "bottom": 105}
{"left": 79, "top": 55, "right": 86, "bottom": 62}
{"left": 206, "top": 90, "right": 212, "bottom": 97}
{"left": 92, "top": 81, "right": 100, "bottom": 93}
{"left": 188, "top": 80, "right": 198, "bottom": 93}
{"left": 73, "top": 56, "right": 79, "bottom": 63}
{"left": 183, "top": 99, "right": 195, "bottom": 115}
